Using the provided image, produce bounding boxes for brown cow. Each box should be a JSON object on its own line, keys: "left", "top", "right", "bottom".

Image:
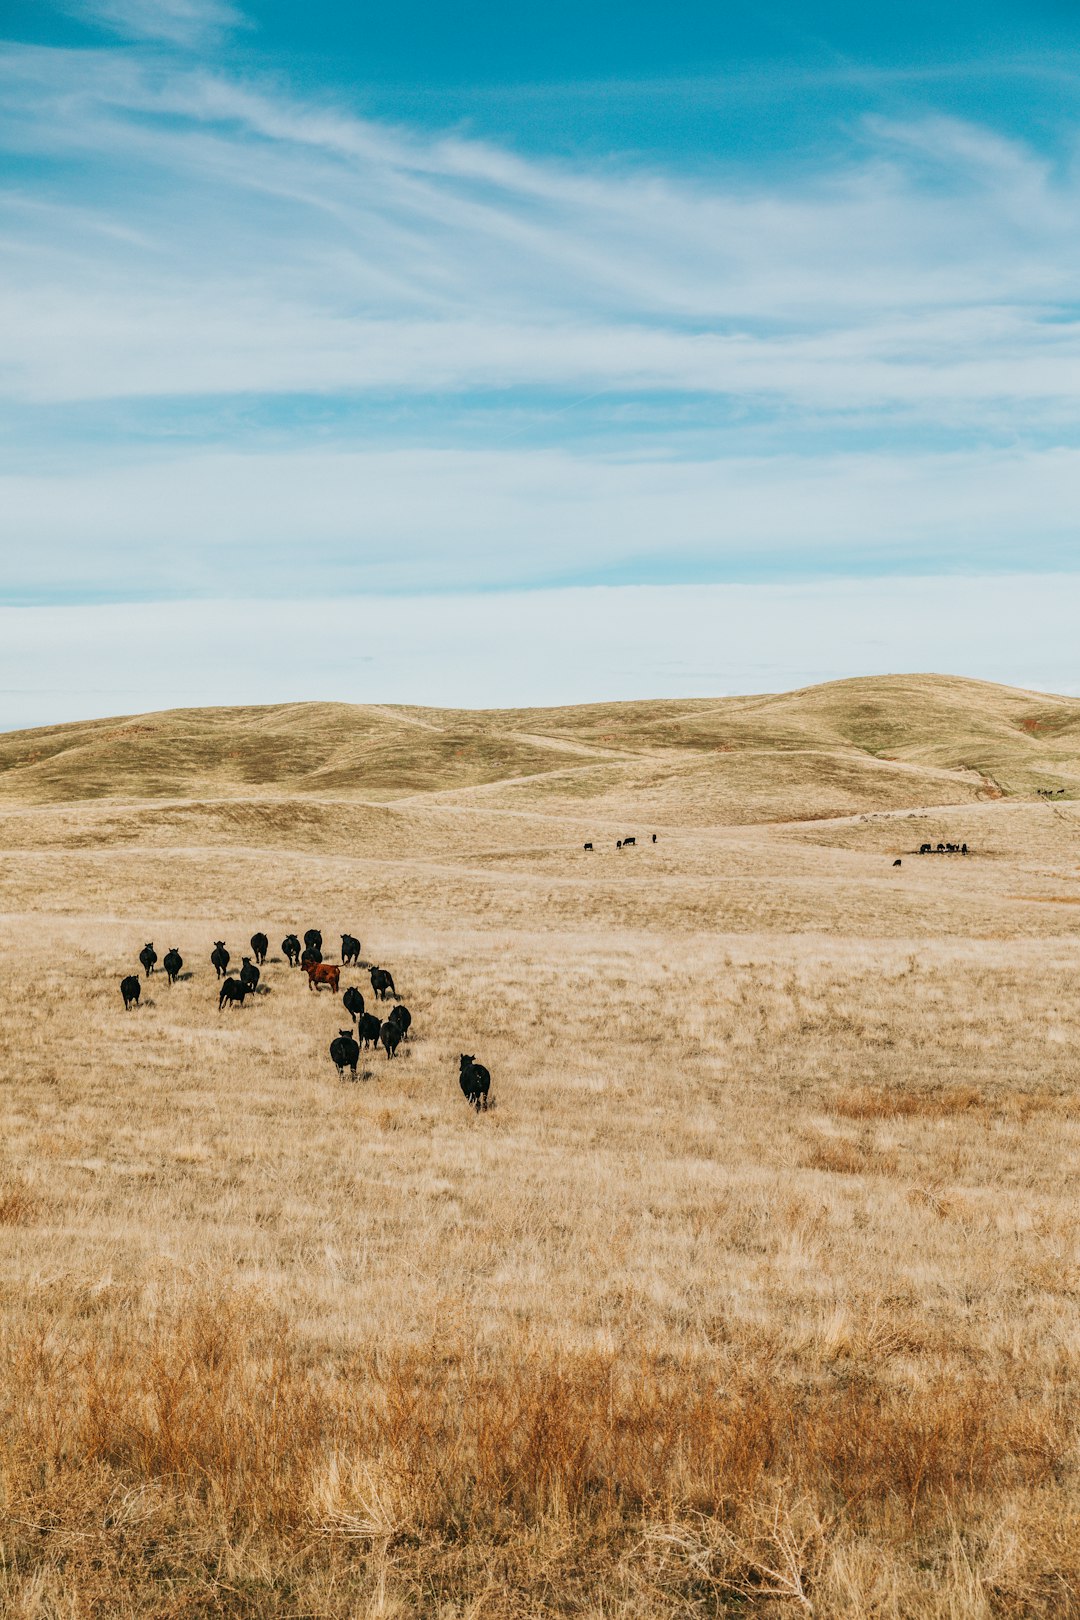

{"left": 305, "top": 962, "right": 340, "bottom": 993}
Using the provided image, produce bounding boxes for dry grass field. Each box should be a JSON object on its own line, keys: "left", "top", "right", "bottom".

{"left": 2, "top": 673, "right": 1080, "bottom": 1617}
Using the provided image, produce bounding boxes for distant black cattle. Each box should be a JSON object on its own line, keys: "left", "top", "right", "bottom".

{"left": 163, "top": 948, "right": 183, "bottom": 983}
{"left": 282, "top": 934, "right": 301, "bottom": 967}
{"left": 919, "top": 844, "right": 931, "bottom": 854}
{"left": 616, "top": 840, "right": 622, "bottom": 850}
{"left": 962, "top": 844, "right": 968, "bottom": 854}
{"left": 304, "top": 929, "right": 323, "bottom": 955}
{"left": 380, "top": 1020, "right": 403, "bottom": 1060}
{"left": 239, "top": 956, "right": 260, "bottom": 995}
{"left": 218, "top": 978, "right": 249, "bottom": 1010}
{"left": 623, "top": 836, "right": 636, "bottom": 847}
{"left": 120, "top": 974, "right": 141, "bottom": 1010}
{"left": 343, "top": 986, "right": 365, "bottom": 1024}
{"left": 651, "top": 833, "right": 657, "bottom": 843}
{"left": 250, "top": 932, "right": 268, "bottom": 964}
{"left": 139, "top": 943, "right": 157, "bottom": 978}
{"left": 211, "top": 941, "right": 230, "bottom": 979}
{"left": 357, "top": 1012, "right": 381, "bottom": 1049}
{"left": 329, "top": 1030, "right": 359, "bottom": 1079}
{"left": 387, "top": 1004, "right": 411, "bottom": 1041}
{"left": 459, "top": 1054, "right": 491, "bottom": 1111}
{"left": 583, "top": 842, "right": 593, "bottom": 851}
{"left": 370, "top": 966, "right": 397, "bottom": 1001}
{"left": 341, "top": 933, "right": 361, "bottom": 965}
{"left": 893, "top": 859, "right": 902, "bottom": 867}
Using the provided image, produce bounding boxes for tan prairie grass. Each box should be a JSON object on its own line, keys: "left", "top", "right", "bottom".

{"left": 2, "top": 678, "right": 1080, "bottom": 1615}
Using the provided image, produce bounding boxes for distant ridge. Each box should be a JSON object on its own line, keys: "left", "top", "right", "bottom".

{"left": 2, "top": 675, "right": 1079, "bottom": 814}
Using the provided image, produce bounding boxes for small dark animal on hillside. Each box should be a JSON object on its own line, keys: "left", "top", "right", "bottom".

{"left": 357, "top": 1012, "right": 381, "bottom": 1049}
{"left": 240, "top": 956, "right": 260, "bottom": 995}
{"left": 380, "top": 1020, "right": 403, "bottom": 1060}
{"left": 370, "top": 966, "right": 397, "bottom": 1001}
{"left": 301, "top": 948, "right": 323, "bottom": 971}
{"left": 306, "top": 962, "right": 340, "bottom": 994}
{"left": 962, "top": 844, "right": 968, "bottom": 854}
{"left": 343, "top": 986, "right": 365, "bottom": 1024}
{"left": 120, "top": 974, "right": 141, "bottom": 1010}
{"left": 651, "top": 833, "right": 657, "bottom": 843}
{"left": 163, "top": 949, "right": 183, "bottom": 983}
{"left": 893, "top": 859, "right": 902, "bottom": 867}
{"left": 329, "top": 1030, "right": 359, "bottom": 1079}
{"left": 616, "top": 840, "right": 622, "bottom": 850}
{"left": 583, "top": 842, "right": 593, "bottom": 851}
{"left": 459, "top": 1054, "right": 491, "bottom": 1111}
{"left": 218, "top": 978, "right": 249, "bottom": 1010}
{"left": 623, "top": 836, "right": 636, "bottom": 847}
{"left": 388, "top": 1004, "right": 411, "bottom": 1041}
{"left": 282, "top": 934, "right": 301, "bottom": 967}
{"left": 250, "top": 932, "right": 268, "bottom": 964}
{"left": 211, "top": 941, "right": 230, "bottom": 979}
{"left": 919, "top": 843, "right": 931, "bottom": 854}
{"left": 341, "top": 933, "right": 361, "bottom": 965}
{"left": 139, "top": 943, "right": 157, "bottom": 978}
{"left": 303, "top": 929, "right": 323, "bottom": 955}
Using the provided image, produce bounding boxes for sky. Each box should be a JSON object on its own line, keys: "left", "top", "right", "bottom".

{"left": 2, "top": 0, "right": 1079, "bottom": 726}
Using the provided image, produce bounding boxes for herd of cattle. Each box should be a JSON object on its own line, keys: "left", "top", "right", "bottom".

{"left": 917, "top": 842, "right": 970, "bottom": 855}
{"left": 118, "top": 931, "right": 491, "bottom": 1110}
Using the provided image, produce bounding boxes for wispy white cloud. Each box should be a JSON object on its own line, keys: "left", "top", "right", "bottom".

{"left": 59, "top": 0, "right": 246, "bottom": 49}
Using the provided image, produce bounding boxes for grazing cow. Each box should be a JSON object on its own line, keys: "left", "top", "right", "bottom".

{"left": 962, "top": 843, "right": 968, "bottom": 854}
{"left": 623, "top": 836, "right": 636, "bottom": 847}
{"left": 380, "top": 1020, "right": 403, "bottom": 1060}
{"left": 388, "top": 1004, "right": 411, "bottom": 1041}
{"left": 893, "top": 859, "right": 902, "bottom": 867}
{"left": 306, "top": 962, "right": 340, "bottom": 994}
{"left": 120, "top": 974, "right": 141, "bottom": 1010}
{"left": 282, "top": 934, "right": 301, "bottom": 967}
{"left": 459, "top": 1054, "right": 491, "bottom": 1112}
{"left": 357, "top": 1011, "right": 381, "bottom": 1049}
{"left": 583, "top": 842, "right": 593, "bottom": 851}
{"left": 163, "top": 949, "right": 183, "bottom": 983}
{"left": 370, "top": 966, "right": 396, "bottom": 1001}
{"left": 919, "top": 843, "right": 931, "bottom": 854}
{"left": 218, "top": 978, "right": 249, "bottom": 1010}
{"left": 139, "top": 943, "right": 157, "bottom": 978}
{"left": 936, "top": 843, "right": 945, "bottom": 853}
{"left": 303, "top": 929, "right": 322, "bottom": 955}
{"left": 240, "top": 956, "right": 260, "bottom": 995}
{"left": 343, "top": 986, "right": 365, "bottom": 1024}
{"left": 616, "top": 840, "right": 622, "bottom": 850}
{"left": 211, "top": 941, "right": 230, "bottom": 979}
{"left": 329, "top": 1030, "right": 359, "bottom": 1079}
{"left": 341, "top": 933, "right": 361, "bottom": 965}
{"left": 250, "top": 932, "right": 268, "bottom": 965}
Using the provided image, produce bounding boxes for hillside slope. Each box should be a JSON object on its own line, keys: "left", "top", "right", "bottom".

{"left": 1, "top": 674, "right": 1078, "bottom": 812}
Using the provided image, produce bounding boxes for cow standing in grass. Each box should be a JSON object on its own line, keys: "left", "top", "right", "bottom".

{"left": 282, "top": 934, "right": 301, "bottom": 967}
{"left": 211, "top": 941, "right": 230, "bottom": 979}
{"left": 139, "top": 943, "right": 157, "bottom": 978}
{"left": 120, "top": 975, "right": 141, "bottom": 1010}
{"left": 163, "top": 949, "right": 183, "bottom": 983}
{"left": 250, "top": 932, "right": 268, "bottom": 965}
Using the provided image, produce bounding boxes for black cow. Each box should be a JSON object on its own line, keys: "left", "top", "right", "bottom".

{"left": 893, "top": 859, "right": 902, "bottom": 867}
{"left": 380, "top": 1020, "right": 403, "bottom": 1060}
{"left": 304, "top": 929, "right": 322, "bottom": 955}
{"left": 211, "top": 941, "right": 230, "bottom": 979}
{"left": 583, "top": 842, "right": 593, "bottom": 851}
{"left": 357, "top": 1011, "right": 381, "bottom": 1049}
{"left": 387, "top": 1004, "right": 411, "bottom": 1041}
{"left": 962, "top": 844, "right": 968, "bottom": 854}
{"left": 250, "top": 932, "right": 268, "bottom": 965}
{"left": 343, "top": 986, "right": 365, "bottom": 1024}
{"left": 370, "top": 966, "right": 397, "bottom": 1001}
{"left": 341, "top": 933, "right": 361, "bottom": 965}
{"left": 239, "top": 956, "right": 260, "bottom": 995}
{"left": 616, "top": 840, "right": 622, "bottom": 850}
{"left": 120, "top": 974, "right": 141, "bottom": 1010}
{"left": 163, "top": 949, "right": 183, "bottom": 983}
{"left": 623, "top": 836, "right": 636, "bottom": 847}
{"left": 218, "top": 978, "right": 249, "bottom": 1010}
{"left": 919, "top": 844, "right": 931, "bottom": 854}
{"left": 330, "top": 1030, "right": 359, "bottom": 1079}
{"left": 301, "top": 948, "right": 323, "bottom": 972}
{"left": 651, "top": 833, "right": 657, "bottom": 844}
{"left": 139, "top": 943, "right": 157, "bottom": 978}
{"left": 459, "top": 1054, "right": 491, "bottom": 1111}
{"left": 282, "top": 934, "right": 301, "bottom": 967}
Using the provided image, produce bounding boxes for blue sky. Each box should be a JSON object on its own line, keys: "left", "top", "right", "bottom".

{"left": 1, "top": 1, "right": 1079, "bottom": 721}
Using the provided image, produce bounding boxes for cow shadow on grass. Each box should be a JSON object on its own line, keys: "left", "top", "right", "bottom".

{"left": 177, "top": 972, "right": 195, "bottom": 982}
